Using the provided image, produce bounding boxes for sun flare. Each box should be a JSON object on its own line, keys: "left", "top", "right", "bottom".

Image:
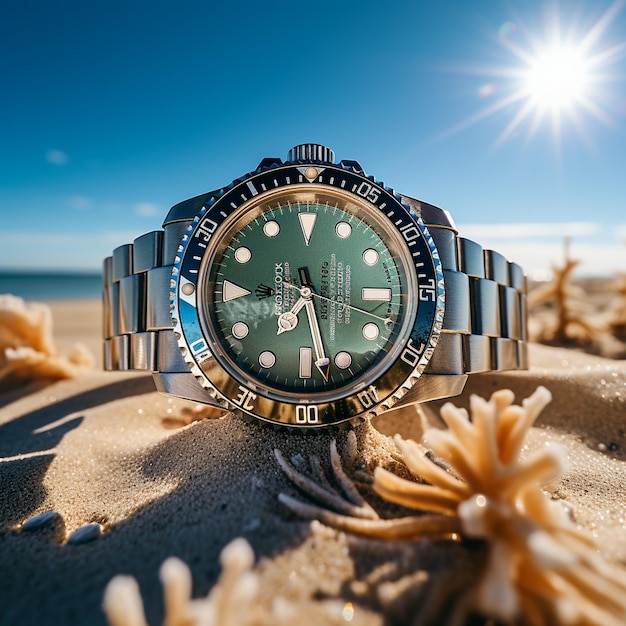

{"left": 524, "top": 46, "right": 590, "bottom": 110}
{"left": 440, "top": 1, "right": 626, "bottom": 149}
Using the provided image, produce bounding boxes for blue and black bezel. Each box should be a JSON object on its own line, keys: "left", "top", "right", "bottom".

{"left": 171, "top": 158, "right": 444, "bottom": 427}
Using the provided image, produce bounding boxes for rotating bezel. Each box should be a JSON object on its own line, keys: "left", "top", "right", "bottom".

{"left": 172, "top": 162, "right": 445, "bottom": 427}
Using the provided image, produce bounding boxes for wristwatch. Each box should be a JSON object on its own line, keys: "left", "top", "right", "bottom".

{"left": 103, "top": 144, "right": 527, "bottom": 428}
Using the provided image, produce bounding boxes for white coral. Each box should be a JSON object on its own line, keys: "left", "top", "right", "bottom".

{"left": 0, "top": 294, "right": 92, "bottom": 385}
{"left": 277, "top": 387, "right": 626, "bottom": 625}
{"left": 104, "top": 538, "right": 257, "bottom": 626}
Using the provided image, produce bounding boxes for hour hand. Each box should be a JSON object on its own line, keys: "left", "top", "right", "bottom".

{"left": 277, "top": 297, "right": 306, "bottom": 334}
{"left": 276, "top": 267, "right": 313, "bottom": 335}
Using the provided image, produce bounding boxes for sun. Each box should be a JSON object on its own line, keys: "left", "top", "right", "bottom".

{"left": 524, "top": 45, "right": 590, "bottom": 110}
{"left": 438, "top": 1, "right": 626, "bottom": 150}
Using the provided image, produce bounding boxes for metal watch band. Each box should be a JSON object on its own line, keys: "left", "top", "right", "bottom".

{"left": 102, "top": 220, "right": 527, "bottom": 378}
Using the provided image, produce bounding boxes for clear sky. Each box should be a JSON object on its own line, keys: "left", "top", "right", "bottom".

{"left": 1, "top": 0, "right": 625, "bottom": 278}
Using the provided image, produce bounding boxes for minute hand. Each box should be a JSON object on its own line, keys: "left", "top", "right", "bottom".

{"left": 296, "top": 267, "right": 331, "bottom": 382}
{"left": 303, "top": 297, "right": 330, "bottom": 382}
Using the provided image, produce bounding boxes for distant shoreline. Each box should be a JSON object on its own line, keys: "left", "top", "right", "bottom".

{"left": 0, "top": 270, "right": 102, "bottom": 302}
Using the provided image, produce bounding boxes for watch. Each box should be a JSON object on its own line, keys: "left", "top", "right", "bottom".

{"left": 103, "top": 144, "right": 527, "bottom": 428}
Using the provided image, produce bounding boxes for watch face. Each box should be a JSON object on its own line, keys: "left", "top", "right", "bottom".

{"left": 173, "top": 163, "right": 443, "bottom": 427}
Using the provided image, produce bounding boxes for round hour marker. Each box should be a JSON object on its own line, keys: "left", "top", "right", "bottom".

{"left": 232, "top": 322, "right": 249, "bottom": 339}
{"left": 181, "top": 282, "right": 195, "bottom": 296}
{"left": 335, "top": 221, "right": 352, "bottom": 238}
{"left": 334, "top": 351, "right": 352, "bottom": 369}
{"left": 259, "top": 351, "right": 276, "bottom": 368}
{"left": 263, "top": 221, "right": 280, "bottom": 237}
{"left": 234, "top": 247, "right": 251, "bottom": 263}
{"left": 363, "top": 248, "right": 379, "bottom": 266}
{"left": 362, "top": 323, "right": 379, "bottom": 341}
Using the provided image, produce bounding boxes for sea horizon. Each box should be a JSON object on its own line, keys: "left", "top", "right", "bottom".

{"left": 0, "top": 269, "right": 102, "bottom": 301}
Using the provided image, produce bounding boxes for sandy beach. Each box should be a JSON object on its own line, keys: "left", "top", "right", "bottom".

{"left": 1, "top": 296, "right": 626, "bottom": 625}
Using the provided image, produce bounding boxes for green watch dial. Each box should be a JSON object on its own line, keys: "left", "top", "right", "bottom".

{"left": 199, "top": 188, "right": 417, "bottom": 404}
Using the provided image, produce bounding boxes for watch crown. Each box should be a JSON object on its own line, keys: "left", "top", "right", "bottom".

{"left": 287, "top": 143, "right": 335, "bottom": 164}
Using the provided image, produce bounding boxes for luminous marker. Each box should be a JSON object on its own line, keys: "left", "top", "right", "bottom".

{"left": 222, "top": 280, "right": 251, "bottom": 302}
{"left": 232, "top": 322, "right": 249, "bottom": 339}
{"left": 363, "top": 248, "right": 379, "bottom": 266}
{"left": 179, "top": 278, "right": 196, "bottom": 306}
{"left": 234, "top": 247, "right": 252, "bottom": 263}
{"left": 298, "top": 212, "right": 317, "bottom": 245}
{"left": 246, "top": 181, "right": 259, "bottom": 196}
{"left": 259, "top": 351, "right": 276, "bottom": 368}
{"left": 263, "top": 221, "right": 280, "bottom": 237}
{"left": 299, "top": 347, "right": 312, "bottom": 378}
{"left": 335, "top": 222, "right": 352, "bottom": 239}
{"left": 362, "top": 323, "right": 379, "bottom": 341}
{"left": 297, "top": 166, "right": 324, "bottom": 182}
{"left": 334, "top": 351, "right": 352, "bottom": 370}
{"left": 362, "top": 288, "right": 392, "bottom": 301}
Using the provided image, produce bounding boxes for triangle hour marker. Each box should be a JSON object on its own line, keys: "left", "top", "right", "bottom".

{"left": 298, "top": 166, "right": 325, "bottom": 182}
{"left": 222, "top": 280, "right": 251, "bottom": 302}
{"left": 298, "top": 212, "right": 317, "bottom": 246}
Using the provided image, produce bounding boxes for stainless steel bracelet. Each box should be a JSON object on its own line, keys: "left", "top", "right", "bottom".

{"left": 103, "top": 221, "right": 189, "bottom": 373}
{"left": 102, "top": 223, "right": 527, "bottom": 377}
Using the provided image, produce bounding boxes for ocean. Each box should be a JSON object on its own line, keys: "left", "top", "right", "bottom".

{"left": 0, "top": 271, "right": 102, "bottom": 301}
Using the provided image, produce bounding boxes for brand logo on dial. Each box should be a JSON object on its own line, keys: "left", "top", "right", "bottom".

{"left": 255, "top": 284, "right": 275, "bottom": 300}
{"left": 273, "top": 262, "right": 294, "bottom": 316}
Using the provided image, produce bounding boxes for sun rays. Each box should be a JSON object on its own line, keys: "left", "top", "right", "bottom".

{"left": 438, "top": 0, "right": 626, "bottom": 152}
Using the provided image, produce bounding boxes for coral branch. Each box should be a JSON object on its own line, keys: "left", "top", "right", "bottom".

{"left": 275, "top": 386, "right": 626, "bottom": 625}
{"left": 0, "top": 294, "right": 93, "bottom": 388}
{"left": 528, "top": 237, "right": 601, "bottom": 347}
{"left": 103, "top": 538, "right": 258, "bottom": 626}
{"left": 372, "top": 467, "right": 459, "bottom": 515}
{"left": 160, "top": 558, "right": 192, "bottom": 626}
{"left": 104, "top": 576, "right": 149, "bottom": 626}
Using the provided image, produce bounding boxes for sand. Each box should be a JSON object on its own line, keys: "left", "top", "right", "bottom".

{"left": 1, "top": 298, "right": 625, "bottom": 625}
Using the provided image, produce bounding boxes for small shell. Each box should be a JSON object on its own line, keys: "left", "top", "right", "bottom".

{"left": 66, "top": 522, "right": 103, "bottom": 545}
{"left": 21, "top": 510, "right": 60, "bottom": 532}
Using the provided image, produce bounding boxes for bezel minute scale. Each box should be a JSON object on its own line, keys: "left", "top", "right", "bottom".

{"left": 172, "top": 150, "right": 444, "bottom": 427}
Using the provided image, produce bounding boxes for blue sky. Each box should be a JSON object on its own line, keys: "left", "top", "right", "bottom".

{"left": 1, "top": 0, "right": 625, "bottom": 278}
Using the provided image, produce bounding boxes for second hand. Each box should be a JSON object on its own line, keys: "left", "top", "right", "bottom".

{"left": 283, "top": 281, "right": 393, "bottom": 326}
